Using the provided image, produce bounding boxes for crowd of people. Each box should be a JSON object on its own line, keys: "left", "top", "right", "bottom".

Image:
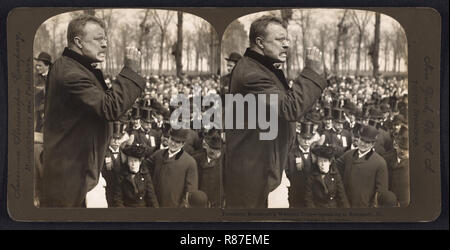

{"left": 35, "top": 68, "right": 409, "bottom": 208}
{"left": 33, "top": 14, "right": 409, "bottom": 209}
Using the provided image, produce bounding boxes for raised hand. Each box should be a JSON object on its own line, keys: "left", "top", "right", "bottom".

{"left": 305, "top": 46, "right": 324, "bottom": 75}
{"left": 124, "top": 47, "right": 142, "bottom": 73}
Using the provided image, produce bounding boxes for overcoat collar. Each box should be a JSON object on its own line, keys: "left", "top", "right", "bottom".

{"left": 62, "top": 47, "right": 107, "bottom": 89}
{"left": 244, "top": 48, "right": 289, "bottom": 89}
{"left": 63, "top": 47, "right": 96, "bottom": 72}
{"left": 162, "top": 148, "right": 184, "bottom": 161}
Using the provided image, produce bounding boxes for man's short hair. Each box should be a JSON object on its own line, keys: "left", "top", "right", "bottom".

{"left": 67, "top": 15, "right": 106, "bottom": 46}
{"left": 249, "top": 15, "right": 286, "bottom": 47}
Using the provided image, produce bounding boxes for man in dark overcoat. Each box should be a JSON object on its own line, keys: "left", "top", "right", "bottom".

{"left": 390, "top": 126, "right": 410, "bottom": 207}
{"left": 192, "top": 131, "right": 224, "bottom": 208}
{"left": 42, "top": 15, "right": 145, "bottom": 207}
{"left": 335, "top": 125, "right": 389, "bottom": 207}
{"left": 324, "top": 108, "right": 352, "bottom": 158}
{"left": 147, "top": 129, "right": 198, "bottom": 207}
{"left": 286, "top": 120, "right": 315, "bottom": 208}
{"left": 34, "top": 52, "right": 52, "bottom": 132}
{"left": 220, "top": 52, "right": 242, "bottom": 94}
{"left": 225, "top": 15, "right": 327, "bottom": 208}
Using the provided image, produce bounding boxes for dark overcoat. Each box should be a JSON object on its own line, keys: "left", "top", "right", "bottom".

{"left": 286, "top": 141, "right": 313, "bottom": 208}
{"left": 192, "top": 149, "right": 224, "bottom": 208}
{"left": 42, "top": 48, "right": 145, "bottom": 207}
{"left": 225, "top": 48, "right": 327, "bottom": 208}
{"left": 304, "top": 165, "right": 350, "bottom": 208}
{"left": 113, "top": 163, "right": 159, "bottom": 207}
{"left": 149, "top": 149, "right": 198, "bottom": 207}
{"left": 335, "top": 149, "right": 388, "bottom": 207}
{"left": 389, "top": 158, "right": 410, "bottom": 207}
{"left": 101, "top": 146, "right": 123, "bottom": 206}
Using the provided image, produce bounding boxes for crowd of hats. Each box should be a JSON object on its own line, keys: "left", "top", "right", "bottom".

{"left": 107, "top": 73, "right": 222, "bottom": 140}
{"left": 297, "top": 74, "right": 408, "bottom": 147}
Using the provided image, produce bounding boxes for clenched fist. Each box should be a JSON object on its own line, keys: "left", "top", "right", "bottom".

{"left": 124, "top": 47, "right": 142, "bottom": 73}
{"left": 305, "top": 47, "right": 324, "bottom": 75}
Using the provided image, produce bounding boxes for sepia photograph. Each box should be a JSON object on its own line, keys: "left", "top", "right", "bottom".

{"left": 33, "top": 8, "right": 222, "bottom": 208}
{"left": 31, "top": 8, "right": 409, "bottom": 210}
{"left": 221, "top": 9, "right": 408, "bottom": 209}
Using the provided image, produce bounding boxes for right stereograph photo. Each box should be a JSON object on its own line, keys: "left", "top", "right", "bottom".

{"left": 221, "top": 9, "right": 409, "bottom": 209}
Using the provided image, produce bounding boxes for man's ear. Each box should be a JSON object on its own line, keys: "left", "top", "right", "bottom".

{"left": 255, "top": 37, "right": 264, "bottom": 49}
{"left": 74, "top": 36, "right": 83, "bottom": 49}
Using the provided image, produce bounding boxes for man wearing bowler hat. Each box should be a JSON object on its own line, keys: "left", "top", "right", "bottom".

{"left": 34, "top": 51, "right": 52, "bottom": 132}
{"left": 192, "top": 130, "right": 224, "bottom": 208}
{"left": 324, "top": 108, "right": 352, "bottom": 158}
{"left": 42, "top": 15, "right": 145, "bottom": 207}
{"left": 390, "top": 126, "right": 410, "bottom": 207}
{"left": 369, "top": 107, "right": 394, "bottom": 159}
{"left": 286, "top": 120, "right": 316, "bottom": 208}
{"left": 220, "top": 52, "right": 242, "bottom": 94}
{"left": 335, "top": 125, "right": 388, "bottom": 207}
{"left": 147, "top": 129, "right": 198, "bottom": 207}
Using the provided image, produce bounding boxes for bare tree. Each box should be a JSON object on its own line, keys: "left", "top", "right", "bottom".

{"left": 152, "top": 10, "right": 174, "bottom": 75}
{"left": 391, "top": 22, "right": 407, "bottom": 72}
{"left": 369, "top": 13, "right": 381, "bottom": 79}
{"left": 350, "top": 10, "right": 372, "bottom": 75}
{"left": 175, "top": 11, "right": 183, "bottom": 77}
{"left": 334, "top": 10, "right": 349, "bottom": 74}
{"left": 317, "top": 24, "right": 333, "bottom": 76}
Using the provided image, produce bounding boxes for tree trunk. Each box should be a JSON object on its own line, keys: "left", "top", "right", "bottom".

{"left": 176, "top": 11, "right": 183, "bottom": 77}
{"left": 158, "top": 30, "right": 165, "bottom": 75}
{"left": 356, "top": 32, "right": 363, "bottom": 75}
{"left": 371, "top": 13, "right": 381, "bottom": 80}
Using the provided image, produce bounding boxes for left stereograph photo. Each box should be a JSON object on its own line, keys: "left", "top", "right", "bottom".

{"left": 32, "top": 9, "right": 222, "bottom": 208}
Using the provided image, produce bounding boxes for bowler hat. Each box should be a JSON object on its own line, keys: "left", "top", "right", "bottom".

{"left": 140, "top": 107, "right": 153, "bottom": 123}
{"left": 332, "top": 108, "right": 346, "bottom": 123}
{"left": 359, "top": 125, "right": 379, "bottom": 142}
{"left": 377, "top": 191, "right": 399, "bottom": 207}
{"left": 225, "top": 52, "right": 242, "bottom": 62}
{"left": 170, "top": 129, "right": 189, "bottom": 142}
{"left": 299, "top": 121, "right": 315, "bottom": 139}
{"left": 205, "top": 133, "right": 222, "bottom": 150}
{"left": 343, "top": 100, "right": 358, "bottom": 115}
{"left": 122, "top": 144, "right": 146, "bottom": 158}
{"left": 131, "top": 105, "right": 140, "bottom": 119}
{"left": 34, "top": 52, "right": 52, "bottom": 64}
{"left": 187, "top": 191, "right": 209, "bottom": 208}
{"left": 311, "top": 145, "right": 335, "bottom": 159}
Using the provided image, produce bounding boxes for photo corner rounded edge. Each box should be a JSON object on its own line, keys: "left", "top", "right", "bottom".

{"left": 6, "top": 193, "right": 29, "bottom": 223}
